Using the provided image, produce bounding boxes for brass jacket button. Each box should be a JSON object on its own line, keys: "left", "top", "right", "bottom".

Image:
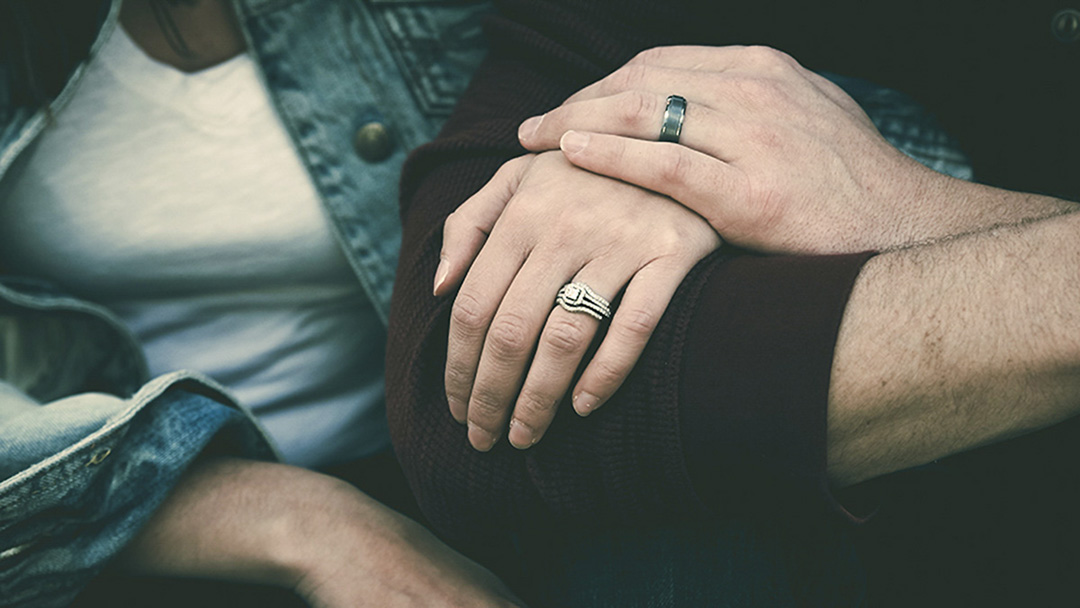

{"left": 353, "top": 121, "right": 394, "bottom": 162}
{"left": 1052, "top": 8, "right": 1080, "bottom": 43}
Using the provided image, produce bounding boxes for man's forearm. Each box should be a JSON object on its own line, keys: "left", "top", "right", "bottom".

{"left": 827, "top": 201, "right": 1080, "bottom": 487}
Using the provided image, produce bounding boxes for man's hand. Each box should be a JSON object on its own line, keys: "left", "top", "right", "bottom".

{"left": 435, "top": 152, "right": 720, "bottom": 450}
{"left": 518, "top": 45, "right": 1074, "bottom": 254}
{"left": 116, "top": 458, "right": 525, "bottom": 607}
{"left": 507, "top": 44, "right": 1080, "bottom": 486}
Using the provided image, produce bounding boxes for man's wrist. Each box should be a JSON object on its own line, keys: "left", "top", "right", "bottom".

{"left": 881, "top": 171, "right": 1078, "bottom": 252}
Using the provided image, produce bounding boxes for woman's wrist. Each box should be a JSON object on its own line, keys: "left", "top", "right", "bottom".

{"left": 284, "top": 473, "right": 413, "bottom": 597}
{"left": 285, "top": 472, "right": 526, "bottom": 608}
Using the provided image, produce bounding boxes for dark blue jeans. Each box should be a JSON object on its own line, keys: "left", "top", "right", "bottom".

{"left": 515, "top": 514, "right": 865, "bottom": 608}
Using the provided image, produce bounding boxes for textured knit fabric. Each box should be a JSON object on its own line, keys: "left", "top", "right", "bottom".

{"left": 385, "top": 0, "right": 876, "bottom": 543}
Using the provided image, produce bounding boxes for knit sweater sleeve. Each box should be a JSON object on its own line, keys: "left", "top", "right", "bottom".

{"left": 385, "top": 0, "right": 874, "bottom": 542}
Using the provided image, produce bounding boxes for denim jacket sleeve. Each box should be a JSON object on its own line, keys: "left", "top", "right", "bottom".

{"left": 0, "top": 374, "right": 276, "bottom": 608}
{"left": 0, "top": 274, "right": 277, "bottom": 607}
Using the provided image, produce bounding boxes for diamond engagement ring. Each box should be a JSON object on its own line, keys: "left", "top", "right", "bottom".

{"left": 555, "top": 282, "right": 612, "bottom": 321}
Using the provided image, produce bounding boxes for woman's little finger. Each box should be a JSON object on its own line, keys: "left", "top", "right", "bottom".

{"left": 571, "top": 261, "right": 691, "bottom": 416}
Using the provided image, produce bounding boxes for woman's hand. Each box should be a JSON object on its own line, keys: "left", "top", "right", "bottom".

{"left": 517, "top": 45, "right": 968, "bottom": 255}
{"left": 435, "top": 152, "right": 720, "bottom": 450}
{"left": 117, "top": 458, "right": 524, "bottom": 607}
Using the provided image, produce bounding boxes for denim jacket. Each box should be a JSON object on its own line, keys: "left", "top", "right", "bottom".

{"left": 0, "top": 0, "right": 490, "bottom": 605}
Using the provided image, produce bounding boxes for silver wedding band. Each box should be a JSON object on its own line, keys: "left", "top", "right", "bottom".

{"left": 555, "top": 282, "right": 612, "bottom": 321}
{"left": 659, "top": 94, "right": 686, "bottom": 143}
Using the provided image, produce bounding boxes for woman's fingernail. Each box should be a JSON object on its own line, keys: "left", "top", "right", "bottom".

{"left": 433, "top": 258, "right": 449, "bottom": 295}
{"left": 560, "top": 131, "right": 589, "bottom": 155}
{"left": 573, "top": 391, "right": 599, "bottom": 416}
{"left": 447, "top": 396, "right": 467, "bottom": 424}
{"left": 508, "top": 419, "right": 536, "bottom": 449}
{"left": 468, "top": 423, "right": 498, "bottom": 452}
{"left": 519, "top": 115, "right": 543, "bottom": 141}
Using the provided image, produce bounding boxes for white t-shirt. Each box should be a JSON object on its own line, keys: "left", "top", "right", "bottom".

{"left": 0, "top": 26, "right": 390, "bottom": 466}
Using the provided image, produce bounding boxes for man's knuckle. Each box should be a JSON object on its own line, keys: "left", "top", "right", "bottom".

{"left": 630, "top": 47, "right": 662, "bottom": 65}
{"left": 615, "top": 91, "right": 655, "bottom": 130}
{"left": 741, "top": 45, "right": 788, "bottom": 69}
{"left": 759, "top": 46, "right": 801, "bottom": 72}
{"left": 658, "top": 149, "right": 693, "bottom": 184}
{"left": 610, "top": 63, "right": 648, "bottom": 92}
{"left": 731, "top": 77, "right": 773, "bottom": 105}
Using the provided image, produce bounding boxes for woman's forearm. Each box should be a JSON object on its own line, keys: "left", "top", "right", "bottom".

{"left": 113, "top": 457, "right": 368, "bottom": 587}
{"left": 113, "top": 457, "right": 524, "bottom": 607}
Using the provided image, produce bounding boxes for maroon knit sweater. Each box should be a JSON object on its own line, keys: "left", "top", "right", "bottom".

{"left": 385, "top": 0, "right": 873, "bottom": 544}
